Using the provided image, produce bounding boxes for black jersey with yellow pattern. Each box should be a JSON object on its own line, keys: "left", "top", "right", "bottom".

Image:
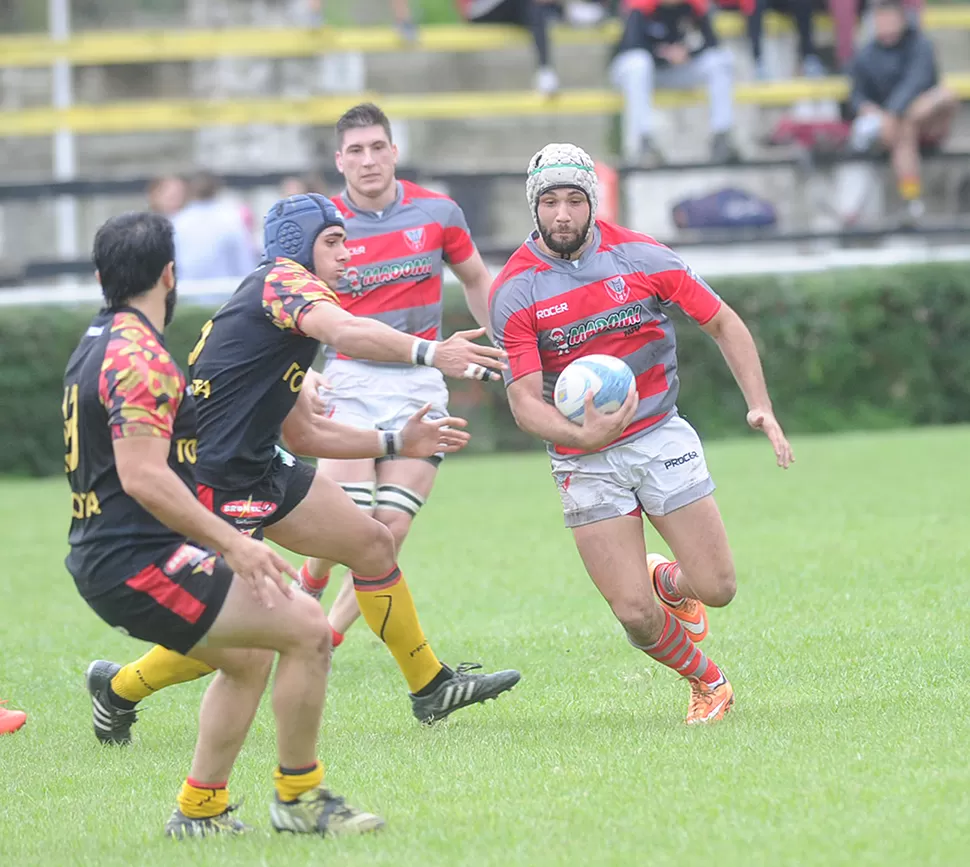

{"left": 63, "top": 308, "right": 198, "bottom": 595}
{"left": 189, "top": 257, "right": 340, "bottom": 489}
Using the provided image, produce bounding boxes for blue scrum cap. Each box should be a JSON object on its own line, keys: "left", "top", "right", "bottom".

{"left": 263, "top": 193, "right": 345, "bottom": 273}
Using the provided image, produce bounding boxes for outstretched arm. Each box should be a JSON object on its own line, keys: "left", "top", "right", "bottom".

{"left": 300, "top": 301, "right": 505, "bottom": 381}
{"left": 280, "top": 371, "right": 470, "bottom": 459}
{"left": 700, "top": 302, "right": 794, "bottom": 468}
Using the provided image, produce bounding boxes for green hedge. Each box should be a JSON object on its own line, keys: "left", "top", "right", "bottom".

{"left": 3, "top": 260, "right": 969, "bottom": 477}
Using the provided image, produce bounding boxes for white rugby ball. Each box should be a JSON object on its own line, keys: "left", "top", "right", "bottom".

{"left": 554, "top": 354, "right": 635, "bottom": 424}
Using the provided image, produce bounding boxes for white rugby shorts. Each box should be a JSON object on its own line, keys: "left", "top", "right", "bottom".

{"left": 550, "top": 415, "right": 716, "bottom": 528}
{"left": 315, "top": 358, "right": 450, "bottom": 461}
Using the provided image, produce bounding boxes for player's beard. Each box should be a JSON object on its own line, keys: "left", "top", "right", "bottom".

{"left": 164, "top": 284, "right": 178, "bottom": 327}
{"left": 539, "top": 216, "right": 591, "bottom": 259}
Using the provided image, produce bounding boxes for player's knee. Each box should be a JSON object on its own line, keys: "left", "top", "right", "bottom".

{"left": 706, "top": 565, "right": 737, "bottom": 608}
{"left": 288, "top": 593, "right": 333, "bottom": 660}
{"left": 349, "top": 520, "right": 397, "bottom": 577}
{"left": 215, "top": 647, "right": 275, "bottom": 687}
{"left": 376, "top": 509, "right": 412, "bottom": 552}
{"left": 611, "top": 594, "right": 664, "bottom": 637}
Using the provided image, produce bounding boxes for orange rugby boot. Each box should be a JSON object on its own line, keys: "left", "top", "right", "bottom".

{"left": 647, "top": 554, "right": 708, "bottom": 643}
{"left": 0, "top": 700, "right": 27, "bottom": 734}
{"left": 686, "top": 678, "right": 734, "bottom": 725}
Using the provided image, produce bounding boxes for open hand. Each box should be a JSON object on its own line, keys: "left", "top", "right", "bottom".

{"left": 579, "top": 384, "right": 639, "bottom": 451}
{"left": 434, "top": 328, "right": 507, "bottom": 381}
{"left": 399, "top": 404, "right": 471, "bottom": 457}
{"left": 746, "top": 408, "right": 794, "bottom": 468}
{"left": 223, "top": 534, "right": 298, "bottom": 609}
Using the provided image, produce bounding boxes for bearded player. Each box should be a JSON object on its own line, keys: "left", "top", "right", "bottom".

{"left": 295, "top": 103, "right": 498, "bottom": 648}
{"left": 489, "top": 143, "right": 794, "bottom": 724}
{"left": 66, "top": 211, "right": 384, "bottom": 837}
{"left": 86, "top": 193, "right": 520, "bottom": 747}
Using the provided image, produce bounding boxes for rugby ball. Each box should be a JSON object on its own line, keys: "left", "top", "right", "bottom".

{"left": 554, "top": 354, "right": 635, "bottom": 424}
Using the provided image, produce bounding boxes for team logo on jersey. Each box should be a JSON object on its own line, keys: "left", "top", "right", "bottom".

{"left": 403, "top": 227, "right": 426, "bottom": 252}
{"left": 343, "top": 256, "right": 434, "bottom": 296}
{"left": 604, "top": 276, "right": 630, "bottom": 304}
{"left": 546, "top": 304, "right": 643, "bottom": 356}
{"left": 548, "top": 327, "right": 569, "bottom": 356}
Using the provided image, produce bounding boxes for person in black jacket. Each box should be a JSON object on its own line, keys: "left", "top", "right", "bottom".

{"left": 848, "top": 0, "right": 956, "bottom": 221}
{"left": 609, "top": 0, "right": 740, "bottom": 166}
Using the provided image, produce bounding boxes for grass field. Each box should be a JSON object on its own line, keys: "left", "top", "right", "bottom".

{"left": 2, "top": 426, "right": 969, "bottom": 866}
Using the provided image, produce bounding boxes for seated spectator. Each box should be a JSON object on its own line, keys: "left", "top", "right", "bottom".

{"left": 829, "top": 0, "right": 923, "bottom": 70}
{"left": 716, "top": 0, "right": 825, "bottom": 79}
{"left": 457, "top": 0, "right": 564, "bottom": 94}
{"left": 848, "top": 0, "right": 956, "bottom": 222}
{"left": 146, "top": 174, "right": 186, "bottom": 217}
{"left": 610, "top": 0, "right": 740, "bottom": 166}
{"left": 172, "top": 172, "right": 260, "bottom": 281}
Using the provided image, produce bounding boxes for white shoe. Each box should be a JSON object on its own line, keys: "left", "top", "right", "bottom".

{"left": 566, "top": 1, "right": 606, "bottom": 27}
{"left": 535, "top": 66, "right": 559, "bottom": 96}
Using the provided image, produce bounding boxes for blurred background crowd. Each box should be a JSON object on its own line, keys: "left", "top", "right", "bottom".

{"left": 0, "top": 0, "right": 967, "bottom": 287}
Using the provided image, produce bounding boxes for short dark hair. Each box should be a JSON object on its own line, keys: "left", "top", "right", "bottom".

{"left": 873, "top": 0, "right": 903, "bottom": 10}
{"left": 336, "top": 102, "right": 393, "bottom": 148}
{"left": 93, "top": 212, "right": 175, "bottom": 309}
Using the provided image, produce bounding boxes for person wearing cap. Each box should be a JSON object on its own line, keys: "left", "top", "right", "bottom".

{"left": 848, "top": 0, "right": 957, "bottom": 224}
{"left": 489, "top": 143, "right": 794, "bottom": 724}
{"left": 86, "top": 192, "right": 521, "bottom": 764}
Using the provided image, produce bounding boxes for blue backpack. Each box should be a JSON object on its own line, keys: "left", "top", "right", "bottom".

{"left": 672, "top": 188, "right": 778, "bottom": 230}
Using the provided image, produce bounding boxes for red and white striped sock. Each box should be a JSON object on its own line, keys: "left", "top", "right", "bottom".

{"left": 653, "top": 560, "right": 687, "bottom": 607}
{"left": 299, "top": 562, "right": 330, "bottom": 593}
{"left": 634, "top": 609, "right": 724, "bottom": 686}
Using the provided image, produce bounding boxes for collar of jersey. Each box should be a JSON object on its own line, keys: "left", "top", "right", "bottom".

{"left": 340, "top": 180, "right": 403, "bottom": 219}
{"left": 527, "top": 223, "right": 602, "bottom": 270}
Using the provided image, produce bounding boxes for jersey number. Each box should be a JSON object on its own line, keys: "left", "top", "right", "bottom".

{"left": 62, "top": 383, "right": 80, "bottom": 473}
{"left": 282, "top": 362, "right": 305, "bottom": 393}
{"left": 188, "top": 319, "right": 214, "bottom": 367}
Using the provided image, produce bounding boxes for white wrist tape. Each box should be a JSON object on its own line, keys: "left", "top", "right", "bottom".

{"left": 410, "top": 338, "right": 437, "bottom": 367}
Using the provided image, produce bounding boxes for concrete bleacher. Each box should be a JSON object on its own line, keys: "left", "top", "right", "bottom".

{"left": 1, "top": 1, "right": 969, "bottom": 276}
{"left": 2, "top": 7, "right": 970, "bottom": 67}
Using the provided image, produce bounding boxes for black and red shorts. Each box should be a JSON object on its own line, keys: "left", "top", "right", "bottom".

{"left": 197, "top": 449, "right": 316, "bottom": 539}
{"left": 83, "top": 542, "right": 234, "bottom": 655}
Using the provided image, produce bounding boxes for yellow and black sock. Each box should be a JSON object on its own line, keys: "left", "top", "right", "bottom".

{"left": 273, "top": 761, "right": 324, "bottom": 803}
{"left": 111, "top": 646, "right": 215, "bottom": 705}
{"left": 178, "top": 777, "right": 229, "bottom": 819}
{"left": 352, "top": 566, "right": 444, "bottom": 694}
{"left": 899, "top": 176, "right": 922, "bottom": 201}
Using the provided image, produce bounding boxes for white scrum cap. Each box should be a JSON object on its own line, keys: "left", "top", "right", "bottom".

{"left": 525, "top": 142, "right": 598, "bottom": 231}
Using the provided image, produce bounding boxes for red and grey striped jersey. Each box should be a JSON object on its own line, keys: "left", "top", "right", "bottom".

{"left": 326, "top": 180, "right": 475, "bottom": 366}
{"left": 488, "top": 220, "right": 722, "bottom": 456}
